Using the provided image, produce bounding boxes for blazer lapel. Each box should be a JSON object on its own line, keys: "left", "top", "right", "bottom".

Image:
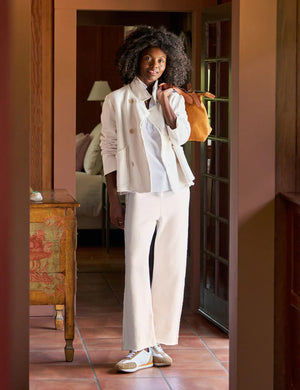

{"left": 129, "top": 77, "right": 165, "bottom": 132}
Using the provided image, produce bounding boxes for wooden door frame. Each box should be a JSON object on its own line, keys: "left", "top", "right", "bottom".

{"left": 230, "top": 1, "right": 276, "bottom": 389}
{"left": 31, "top": 0, "right": 53, "bottom": 190}
{"left": 53, "top": 0, "right": 214, "bottom": 195}
{"left": 275, "top": 0, "right": 300, "bottom": 388}
{"left": 53, "top": 1, "right": 277, "bottom": 390}
{"left": 0, "top": 0, "right": 30, "bottom": 388}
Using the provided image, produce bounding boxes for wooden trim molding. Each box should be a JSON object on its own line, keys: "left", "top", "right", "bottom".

{"left": 31, "top": 0, "right": 53, "bottom": 190}
{"left": 275, "top": 0, "right": 297, "bottom": 194}
{"left": 297, "top": 0, "right": 300, "bottom": 192}
{"left": 41, "top": 0, "right": 54, "bottom": 189}
{"left": 275, "top": 1, "right": 299, "bottom": 389}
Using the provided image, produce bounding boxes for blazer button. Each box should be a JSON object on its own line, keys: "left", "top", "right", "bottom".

{"left": 129, "top": 128, "right": 135, "bottom": 134}
{"left": 129, "top": 98, "right": 135, "bottom": 103}
{"left": 131, "top": 161, "right": 135, "bottom": 167}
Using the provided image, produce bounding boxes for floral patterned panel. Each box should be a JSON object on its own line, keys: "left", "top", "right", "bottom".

{"left": 30, "top": 216, "right": 68, "bottom": 297}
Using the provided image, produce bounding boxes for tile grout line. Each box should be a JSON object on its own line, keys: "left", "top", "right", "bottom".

{"left": 158, "top": 367, "right": 173, "bottom": 390}
{"left": 75, "top": 318, "right": 102, "bottom": 390}
{"left": 183, "top": 318, "right": 229, "bottom": 374}
{"left": 101, "top": 272, "right": 123, "bottom": 307}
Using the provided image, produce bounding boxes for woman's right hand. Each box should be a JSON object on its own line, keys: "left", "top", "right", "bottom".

{"left": 105, "top": 171, "right": 125, "bottom": 229}
{"left": 109, "top": 198, "right": 125, "bottom": 229}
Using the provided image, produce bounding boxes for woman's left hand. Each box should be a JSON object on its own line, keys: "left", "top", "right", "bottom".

{"left": 157, "top": 83, "right": 174, "bottom": 104}
{"left": 157, "top": 83, "right": 177, "bottom": 129}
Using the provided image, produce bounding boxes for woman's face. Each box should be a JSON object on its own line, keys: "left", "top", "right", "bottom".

{"left": 138, "top": 47, "right": 167, "bottom": 86}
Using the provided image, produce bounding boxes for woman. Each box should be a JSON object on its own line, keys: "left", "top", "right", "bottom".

{"left": 100, "top": 25, "right": 194, "bottom": 373}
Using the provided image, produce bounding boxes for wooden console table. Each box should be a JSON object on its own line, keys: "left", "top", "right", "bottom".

{"left": 30, "top": 190, "right": 79, "bottom": 362}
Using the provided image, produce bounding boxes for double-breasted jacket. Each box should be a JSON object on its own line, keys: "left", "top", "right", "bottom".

{"left": 100, "top": 77, "right": 194, "bottom": 193}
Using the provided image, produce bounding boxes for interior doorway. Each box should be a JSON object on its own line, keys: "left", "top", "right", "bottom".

{"left": 75, "top": 7, "right": 232, "bottom": 332}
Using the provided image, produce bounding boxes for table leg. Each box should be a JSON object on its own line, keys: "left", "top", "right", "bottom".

{"left": 64, "top": 210, "right": 76, "bottom": 362}
{"left": 65, "top": 339, "right": 74, "bottom": 362}
{"left": 64, "top": 248, "right": 75, "bottom": 362}
{"left": 55, "top": 304, "right": 64, "bottom": 330}
{"left": 64, "top": 300, "right": 74, "bottom": 362}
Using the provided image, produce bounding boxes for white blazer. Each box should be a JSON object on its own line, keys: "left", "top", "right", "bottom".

{"left": 100, "top": 77, "right": 195, "bottom": 193}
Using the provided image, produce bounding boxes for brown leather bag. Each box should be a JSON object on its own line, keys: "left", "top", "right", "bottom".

{"left": 173, "top": 87, "right": 215, "bottom": 142}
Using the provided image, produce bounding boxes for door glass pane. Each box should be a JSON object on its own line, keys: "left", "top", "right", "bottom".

{"left": 219, "top": 101, "right": 229, "bottom": 138}
{"left": 205, "top": 254, "right": 215, "bottom": 291}
{"left": 220, "top": 20, "right": 230, "bottom": 57}
{"left": 219, "top": 62, "right": 229, "bottom": 98}
{"left": 218, "top": 142, "right": 229, "bottom": 179}
{"left": 216, "top": 261, "right": 228, "bottom": 300}
{"left": 219, "top": 182, "right": 229, "bottom": 219}
{"left": 219, "top": 222, "right": 229, "bottom": 259}
{"left": 205, "top": 216, "right": 216, "bottom": 253}
{"left": 206, "top": 140, "right": 216, "bottom": 175}
{"left": 207, "top": 100, "right": 216, "bottom": 136}
{"left": 206, "top": 177, "right": 216, "bottom": 214}
{"left": 206, "top": 62, "right": 217, "bottom": 95}
{"left": 207, "top": 22, "right": 217, "bottom": 58}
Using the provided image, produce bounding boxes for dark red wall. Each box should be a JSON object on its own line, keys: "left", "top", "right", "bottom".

{"left": 76, "top": 25, "right": 124, "bottom": 134}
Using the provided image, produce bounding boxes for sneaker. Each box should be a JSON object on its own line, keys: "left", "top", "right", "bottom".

{"left": 115, "top": 349, "right": 153, "bottom": 373}
{"left": 150, "top": 344, "right": 172, "bottom": 367}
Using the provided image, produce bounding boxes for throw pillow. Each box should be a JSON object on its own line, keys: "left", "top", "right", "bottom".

{"left": 83, "top": 123, "right": 103, "bottom": 175}
{"left": 76, "top": 133, "right": 91, "bottom": 171}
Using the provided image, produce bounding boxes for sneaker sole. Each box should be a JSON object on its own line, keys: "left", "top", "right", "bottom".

{"left": 117, "top": 361, "right": 153, "bottom": 373}
{"left": 153, "top": 362, "right": 172, "bottom": 367}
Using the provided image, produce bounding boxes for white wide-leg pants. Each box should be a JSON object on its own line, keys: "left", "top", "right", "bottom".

{"left": 122, "top": 187, "right": 190, "bottom": 351}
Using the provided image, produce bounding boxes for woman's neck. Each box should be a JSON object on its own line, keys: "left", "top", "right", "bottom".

{"left": 146, "top": 83, "right": 154, "bottom": 95}
{"left": 136, "top": 76, "right": 156, "bottom": 95}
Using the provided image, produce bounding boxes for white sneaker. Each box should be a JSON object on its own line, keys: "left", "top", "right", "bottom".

{"left": 150, "top": 344, "right": 172, "bottom": 366}
{"left": 115, "top": 349, "right": 153, "bottom": 373}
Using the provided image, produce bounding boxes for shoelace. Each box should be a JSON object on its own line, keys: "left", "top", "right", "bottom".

{"left": 126, "top": 350, "right": 138, "bottom": 359}
{"left": 153, "top": 344, "right": 164, "bottom": 354}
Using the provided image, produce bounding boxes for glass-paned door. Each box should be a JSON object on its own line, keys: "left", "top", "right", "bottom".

{"left": 199, "top": 3, "right": 231, "bottom": 332}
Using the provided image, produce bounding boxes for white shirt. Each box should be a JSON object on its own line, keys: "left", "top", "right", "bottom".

{"left": 139, "top": 79, "right": 171, "bottom": 192}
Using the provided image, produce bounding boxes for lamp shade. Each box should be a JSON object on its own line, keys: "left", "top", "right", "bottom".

{"left": 87, "top": 81, "right": 111, "bottom": 101}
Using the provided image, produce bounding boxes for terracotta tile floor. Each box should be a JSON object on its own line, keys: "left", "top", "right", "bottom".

{"left": 30, "top": 244, "right": 229, "bottom": 389}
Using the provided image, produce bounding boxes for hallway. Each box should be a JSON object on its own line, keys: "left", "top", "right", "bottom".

{"left": 29, "top": 245, "right": 229, "bottom": 389}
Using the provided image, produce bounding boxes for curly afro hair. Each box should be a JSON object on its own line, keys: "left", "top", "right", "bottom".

{"left": 115, "top": 25, "right": 191, "bottom": 87}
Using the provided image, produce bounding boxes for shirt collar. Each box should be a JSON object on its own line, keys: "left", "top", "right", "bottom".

{"left": 130, "top": 76, "right": 158, "bottom": 103}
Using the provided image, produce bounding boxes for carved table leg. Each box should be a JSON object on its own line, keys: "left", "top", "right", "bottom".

{"left": 64, "top": 232, "right": 75, "bottom": 362}
{"left": 64, "top": 297, "right": 74, "bottom": 362}
{"left": 55, "top": 305, "right": 64, "bottom": 330}
{"left": 63, "top": 209, "right": 76, "bottom": 362}
{"left": 64, "top": 284, "right": 75, "bottom": 361}
{"left": 65, "top": 339, "right": 74, "bottom": 362}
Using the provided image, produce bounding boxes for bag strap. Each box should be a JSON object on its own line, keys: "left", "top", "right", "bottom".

{"left": 172, "top": 86, "right": 215, "bottom": 106}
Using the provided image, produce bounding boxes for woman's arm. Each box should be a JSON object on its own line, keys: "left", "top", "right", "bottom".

{"left": 157, "top": 84, "right": 191, "bottom": 145}
{"left": 100, "top": 97, "right": 125, "bottom": 229}
{"left": 157, "top": 83, "right": 177, "bottom": 129}
{"left": 100, "top": 96, "right": 118, "bottom": 174}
